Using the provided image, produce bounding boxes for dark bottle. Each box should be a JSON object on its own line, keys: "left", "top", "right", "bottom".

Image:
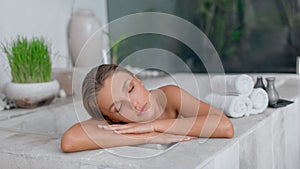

{"left": 254, "top": 76, "right": 266, "bottom": 90}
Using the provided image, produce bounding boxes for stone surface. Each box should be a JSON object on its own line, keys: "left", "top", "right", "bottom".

{"left": 0, "top": 97, "right": 72, "bottom": 121}
{"left": 0, "top": 73, "right": 299, "bottom": 169}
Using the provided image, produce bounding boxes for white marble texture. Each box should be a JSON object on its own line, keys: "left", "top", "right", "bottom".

{"left": 0, "top": 73, "right": 299, "bottom": 169}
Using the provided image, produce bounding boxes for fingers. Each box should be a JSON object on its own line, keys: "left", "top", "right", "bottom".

{"left": 148, "top": 134, "right": 198, "bottom": 144}
{"left": 113, "top": 126, "right": 147, "bottom": 134}
{"left": 98, "top": 124, "right": 140, "bottom": 134}
{"left": 98, "top": 124, "right": 154, "bottom": 134}
{"left": 180, "top": 136, "right": 196, "bottom": 142}
{"left": 97, "top": 124, "right": 198, "bottom": 143}
{"left": 115, "top": 128, "right": 138, "bottom": 134}
{"left": 170, "top": 135, "right": 194, "bottom": 142}
{"left": 98, "top": 124, "right": 132, "bottom": 131}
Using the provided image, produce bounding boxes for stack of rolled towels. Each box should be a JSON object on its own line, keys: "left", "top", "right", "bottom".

{"left": 205, "top": 74, "right": 269, "bottom": 118}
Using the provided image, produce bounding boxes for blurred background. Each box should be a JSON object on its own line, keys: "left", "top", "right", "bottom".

{"left": 1, "top": 0, "right": 300, "bottom": 73}
{"left": 108, "top": 0, "right": 300, "bottom": 73}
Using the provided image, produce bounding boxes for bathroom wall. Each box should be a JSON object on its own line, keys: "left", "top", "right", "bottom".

{"left": 0, "top": 0, "right": 108, "bottom": 93}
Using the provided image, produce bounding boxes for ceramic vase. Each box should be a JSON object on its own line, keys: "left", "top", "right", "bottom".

{"left": 265, "top": 77, "right": 279, "bottom": 106}
{"left": 68, "top": 9, "right": 103, "bottom": 67}
{"left": 5, "top": 80, "right": 60, "bottom": 108}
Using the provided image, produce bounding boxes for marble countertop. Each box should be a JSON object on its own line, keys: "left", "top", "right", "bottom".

{"left": 0, "top": 73, "right": 299, "bottom": 169}
{"left": 0, "top": 97, "right": 73, "bottom": 121}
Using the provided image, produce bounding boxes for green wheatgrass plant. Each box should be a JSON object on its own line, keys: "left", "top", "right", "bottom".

{"left": 1, "top": 36, "right": 52, "bottom": 83}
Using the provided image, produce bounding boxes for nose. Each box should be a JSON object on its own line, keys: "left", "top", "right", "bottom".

{"left": 129, "top": 95, "right": 140, "bottom": 111}
{"left": 132, "top": 100, "right": 138, "bottom": 108}
{"left": 131, "top": 99, "right": 139, "bottom": 110}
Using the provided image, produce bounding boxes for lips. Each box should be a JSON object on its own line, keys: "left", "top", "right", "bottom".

{"left": 138, "top": 103, "right": 147, "bottom": 115}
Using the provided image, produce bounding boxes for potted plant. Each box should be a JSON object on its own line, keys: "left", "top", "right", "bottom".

{"left": 1, "top": 36, "right": 59, "bottom": 108}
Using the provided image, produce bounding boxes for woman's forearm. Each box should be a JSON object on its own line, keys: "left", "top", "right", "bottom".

{"left": 154, "top": 114, "right": 234, "bottom": 138}
{"left": 61, "top": 119, "right": 193, "bottom": 153}
{"left": 61, "top": 119, "right": 150, "bottom": 152}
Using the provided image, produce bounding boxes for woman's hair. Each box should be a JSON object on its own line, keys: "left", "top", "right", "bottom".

{"left": 82, "top": 64, "right": 133, "bottom": 121}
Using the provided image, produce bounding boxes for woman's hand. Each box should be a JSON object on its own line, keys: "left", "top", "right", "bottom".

{"left": 146, "top": 132, "right": 196, "bottom": 144}
{"left": 98, "top": 122, "right": 156, "bottom": 134}
{"left": 98, "top": 123, "right": 197, "bottom": 145}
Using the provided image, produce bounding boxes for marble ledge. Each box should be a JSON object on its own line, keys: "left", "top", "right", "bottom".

{"left": 0, "top": 73, "right": 299, "bottom": 169}
{"left": 0, "top": 97, "right": 73, "bottom": 121}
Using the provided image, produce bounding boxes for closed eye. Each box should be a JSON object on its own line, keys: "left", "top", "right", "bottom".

{"left": 129, "top": 85, "right": 134, "bottom": 93}
{"left": 116, "top": 104, "right": 122, "bottom": 112}
{"left": 128, "top": 79, "right": 135, "bottom": 93}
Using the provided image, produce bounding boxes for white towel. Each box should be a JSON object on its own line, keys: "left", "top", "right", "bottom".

{"left": 205, "top": 93, "right": 253, "bottom": 118}
{"left": 249, "top": 88, "right": 269, "bottom": 115}
{"left": 211, "top": 74, "right": 254, "bottom": 96}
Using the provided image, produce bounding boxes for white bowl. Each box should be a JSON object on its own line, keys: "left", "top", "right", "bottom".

{"left": 5, "top": 80, "right": 60, "bottom": 108}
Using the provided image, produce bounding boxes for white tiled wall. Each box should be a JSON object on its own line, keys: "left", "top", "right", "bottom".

{"left": 0, "top": 0, "right": 108, "bottom": 92}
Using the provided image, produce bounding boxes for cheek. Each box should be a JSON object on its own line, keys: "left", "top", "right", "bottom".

{"left": 131, "top": 91, "right": 147, "bottom": 104}
{"left": 137, "top": 85, "right": 149, "bottom": 99}
{"left": 143, "top": 89, "right": 150, "bottom": 101}
{"left": 118, "top": 108, "right": 139, "bottom": 122}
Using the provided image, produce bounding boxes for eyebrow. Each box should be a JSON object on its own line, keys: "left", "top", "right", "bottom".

{"left": 122, "top": 79, "right": 130, "bottom": 92}
{"left": 108, "top": 79, "right": 130, "bottom": 112}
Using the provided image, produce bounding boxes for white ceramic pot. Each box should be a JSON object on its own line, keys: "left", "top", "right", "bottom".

{"left": 5, "top": 80, "right": 60, "bottom": 108}
{"left": 0, "top": 59, "right": 12, "bottom": 94}
{"left": 68, "top": 9, "right": 103, "bottom": 67}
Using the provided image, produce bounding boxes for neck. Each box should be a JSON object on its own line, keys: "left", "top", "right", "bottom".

{"left": 149, "top": 89, "right": 169, "bottom": 120}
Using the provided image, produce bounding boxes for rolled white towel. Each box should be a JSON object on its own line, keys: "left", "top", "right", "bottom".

{"left": 205, "top": 93, "right": 253, "bottom": 118}
{"left": 249, "top": 88, "right": 269, "bottom": 115}
{"left": 211, "top": 74, "right": 254, "bottom": 96}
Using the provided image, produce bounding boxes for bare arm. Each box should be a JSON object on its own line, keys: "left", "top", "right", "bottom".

{"left": 61, "top": 118, "right": 193, "bottom": 153}
{"left": 157, "top": 85, "right": 234, "bottom": 138}
{"left": 111, "top": 114, "right": 233, "bottom": 138}
{"left": 153, "top": 114, "right": 233, "bottom": 138}
{"left": 107, "top": 85, "right": 234, "bottom": 138}
{"left": 155, "top": 85, "right": 234, "bottom": 137}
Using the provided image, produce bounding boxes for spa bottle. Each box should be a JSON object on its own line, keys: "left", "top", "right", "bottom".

{"left": 254, "top": 76, "right": 266, "bottom": 90}
{"left": 265, "top": 77, "right": 279, "bottom": 106}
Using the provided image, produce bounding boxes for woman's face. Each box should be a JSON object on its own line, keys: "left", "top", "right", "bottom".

{"left": 96, "top": 71, "right": 154, "bottom": 123}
